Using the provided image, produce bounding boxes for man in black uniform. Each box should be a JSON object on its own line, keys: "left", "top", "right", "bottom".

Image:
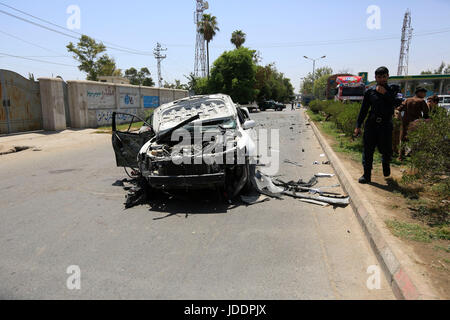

{"left": 354, "top": 67, "right": 403, "bottom": 184}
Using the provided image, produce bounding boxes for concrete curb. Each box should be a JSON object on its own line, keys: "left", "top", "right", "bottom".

{"left": 304, "top": 111, "right": 423, "bottom": 300}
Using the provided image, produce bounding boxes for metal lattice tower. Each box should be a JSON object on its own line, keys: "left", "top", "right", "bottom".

{"left": 153, "top": 42, "right": 167, "bottom": 88}
{"left": 397, "top": 9, "right": 413, "bottom": 76}
{"left": 194, "top": 0, "right": 209, "bottom": 78}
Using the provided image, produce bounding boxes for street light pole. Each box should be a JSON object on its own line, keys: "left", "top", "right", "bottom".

{"left": 304, "top": 55, "right": 326, "bottom": 80}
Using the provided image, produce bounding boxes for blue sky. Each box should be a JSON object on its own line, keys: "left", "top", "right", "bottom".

{"left": 1, "top": 0, "right": 449, "bottom": 92}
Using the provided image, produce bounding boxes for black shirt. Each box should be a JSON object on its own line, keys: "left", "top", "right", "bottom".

{"left": 356, "top": 85, "right": 403, "bottom": 128}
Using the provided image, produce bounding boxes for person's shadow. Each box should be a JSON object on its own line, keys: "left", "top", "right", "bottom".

{"left": 369, "top": 178, "right": 422, "bottom": 199}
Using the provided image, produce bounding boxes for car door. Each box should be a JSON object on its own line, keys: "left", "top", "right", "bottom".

{"left": 112, "top": 112, "right": 154, "bottom": 169}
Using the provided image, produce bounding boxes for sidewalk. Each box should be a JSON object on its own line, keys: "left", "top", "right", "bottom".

{"left": 0, "top": 129, "right": 105, "bottom": 156}
{"left": 304, "top": 108, "right": 444, "bottom": 300}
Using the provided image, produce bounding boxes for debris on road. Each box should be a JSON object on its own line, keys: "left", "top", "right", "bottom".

{"left": 284, "top": 159, "right": 303, "bottom": 167}
{"left": 241, "top": 194, "right": 270, "bottom": 205}
{"left": 315, "top": 173, "right": 335, "bottom": 178}
{"left": 298, "top": 199, "right": 330, "bottom": 207}
{"left": 282, "top": 189, "right": 350, "bottom": 206}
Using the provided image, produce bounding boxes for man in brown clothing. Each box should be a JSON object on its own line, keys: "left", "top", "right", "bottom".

{"left": 396, "top": 87, "right": 429, "bottom": 160}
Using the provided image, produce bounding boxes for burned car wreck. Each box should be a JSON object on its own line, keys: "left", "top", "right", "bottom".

{"left": 112, "top": 94, "right": 350, "bottom": 209}
{"left": 112, "top": 94, "right": 258, "bottom": 200}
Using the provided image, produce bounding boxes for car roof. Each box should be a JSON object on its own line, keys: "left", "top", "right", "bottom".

{"left": 152, "top": 94, "right": 237, "bottom": 133}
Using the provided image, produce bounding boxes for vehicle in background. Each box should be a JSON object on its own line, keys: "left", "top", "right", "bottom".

{"left": 326, "top": 73, "right": 354, "bottom": 100}
{"left": 258, "top": 100, "right": 286, "bottom": 111}
{"left": 438, "top": 95, "right": 450, "bottom": 112}
{"left": 238, "top": 102, "right": 259, "bottom": 113}
{"left": 334, "top": 76, "right": 365, "bottom": 102}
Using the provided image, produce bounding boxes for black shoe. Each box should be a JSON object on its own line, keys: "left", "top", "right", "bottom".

{"left": 382, "top": 163, "right": 391, "bottom": 177}
{"left": 358, "top": 175, "right": 371, "bottom": 184}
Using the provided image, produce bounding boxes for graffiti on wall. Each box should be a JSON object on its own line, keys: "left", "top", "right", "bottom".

{"left": 87, "top": 86, "right": 115, "bottom": 109}
{"left": 96, "top": 108, "right": 138, "bottom": 126}
{"left": 143, "top": 96, "right": 159, "bottom": 108}
{"left": 120, "top": 93, "right": 139, "bottom": 108}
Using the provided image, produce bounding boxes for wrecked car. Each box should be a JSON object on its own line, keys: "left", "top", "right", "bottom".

{"left": 112, "top": 94, "right": 257, "bottom": 198}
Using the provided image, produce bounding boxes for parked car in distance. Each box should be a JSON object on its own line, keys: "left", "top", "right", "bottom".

{"left": 237, "top": 102, "right": 259, "bottom": 113}
{"left": 258, "top": 100, "right": 286, "bottom": 111}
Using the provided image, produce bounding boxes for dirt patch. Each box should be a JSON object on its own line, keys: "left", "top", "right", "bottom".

{"left": 319, "top": 131, "right": 450, "bottom": 299}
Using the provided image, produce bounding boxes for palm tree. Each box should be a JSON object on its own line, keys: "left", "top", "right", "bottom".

{"left": 231, "top": 30, "right": 246, "bottom": 49}
{"left": 198, "top": 14, "right": 220, "bottom": 78}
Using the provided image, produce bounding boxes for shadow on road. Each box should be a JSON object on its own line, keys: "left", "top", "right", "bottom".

{"left": 113, "top": 179, "right": 232, "bottom": 219}
{"left": 146, "top": 190, "right": 231, "bottom": 220}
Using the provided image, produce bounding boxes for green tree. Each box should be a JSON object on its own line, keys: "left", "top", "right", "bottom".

{"left": 313, "top": 73, "right": 333, "bottom": 100}
{"left": 421, "top": 62, "right": 450, "bottom": 75}
{"left": 208, "top": 47, "right": 257, "bottom": 104}
{"left": 124, "top": 67, "right": 155, "bottom": 87}
{"left": 198, "top": 14, "right": 220, "bottom": 78}
{"left": 67, "top": 35, "right": 118, "bottom": 81}
{"left": 163, "top": 79, "right": 189, "bottom": 90}
{"left": 97, "top": 55, "right": 118, "bottom": 77}
{"left": 231, "top": 30, "right": 246, "bottom": 49}
{"left": 301, "top": 66, "right": 333, "bottom": 96}
{"left": 254, "top": 63, "right": 294, "bottom": 103}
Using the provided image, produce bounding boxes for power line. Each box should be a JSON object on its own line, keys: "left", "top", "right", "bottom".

{"left": 162, "top": 27, "right": 450, "bottom": 49}
{"left": 0, "top": 55, "right": 69, "bottom": 58}
{"left": 0, "top": 9, "right": 79, "bottom": 39}
{"left": 0, "top": 2, "right": 154, "bottom": 55}
{"left": 0, "top": 30, "right": 71, "bottom": 57}
{"left": 0, "top": 51, "right": 78, "bottom": 67}
{"left": 0, "top": 7, "right": 153, "bottom": 56}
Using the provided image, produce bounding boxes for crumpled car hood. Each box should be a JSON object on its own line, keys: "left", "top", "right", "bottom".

{"left": 152, "top": 94, "right": 237, "bottom": 135}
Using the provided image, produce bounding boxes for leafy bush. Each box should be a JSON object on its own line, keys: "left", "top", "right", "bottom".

{"left": 322, "top": 101, "right": 342, "bottom": 120}
{"left": 407, "top": 107, "right": 450, "bottom": 181}
{"left": 335, "top": 103, "right": 360, "bottom": 137}
{"left": 308, "top": 100, "right": 361, "bottom": 137}
{"left": 309, "top": 100, "right": 323, "bottom": 114}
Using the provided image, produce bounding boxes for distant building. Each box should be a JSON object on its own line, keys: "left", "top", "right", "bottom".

{"left": 98, "top": 76, "right": 130, "bottom": 85}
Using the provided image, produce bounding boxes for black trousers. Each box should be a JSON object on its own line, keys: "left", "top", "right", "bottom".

{"left": 362, "top": 121, "right": 393, "bottom": 171}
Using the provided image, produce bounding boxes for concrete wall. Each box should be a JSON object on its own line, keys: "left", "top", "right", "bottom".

{"left": 0, "top": 69, "right": 42, "bottom": 134}
{"left": 38, "top": 78, "right": 67, "bottom": 131}
{"left": 67, "top": 80, "right": 189, "bottom": 128}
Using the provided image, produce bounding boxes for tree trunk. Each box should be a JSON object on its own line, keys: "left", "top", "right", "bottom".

{"left": 207, "top": 41, "right": 210, "bottom": 79}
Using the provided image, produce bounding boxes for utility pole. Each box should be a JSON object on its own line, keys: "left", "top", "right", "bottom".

{"left": 397, "top": 9, "right": 413, "bottom": 76}
{"left": 304, "top": 55, "right": 326, "bottom": 80}
{"left": 194, "top": 0, "right": 209, "bottom": 78}
{"left": 154, "top": 42, "right": 167, "bottom": 88}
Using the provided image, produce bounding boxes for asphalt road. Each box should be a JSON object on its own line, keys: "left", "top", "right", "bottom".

{"left": 0, "top": 108, "right": 395, "bottom": 299}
